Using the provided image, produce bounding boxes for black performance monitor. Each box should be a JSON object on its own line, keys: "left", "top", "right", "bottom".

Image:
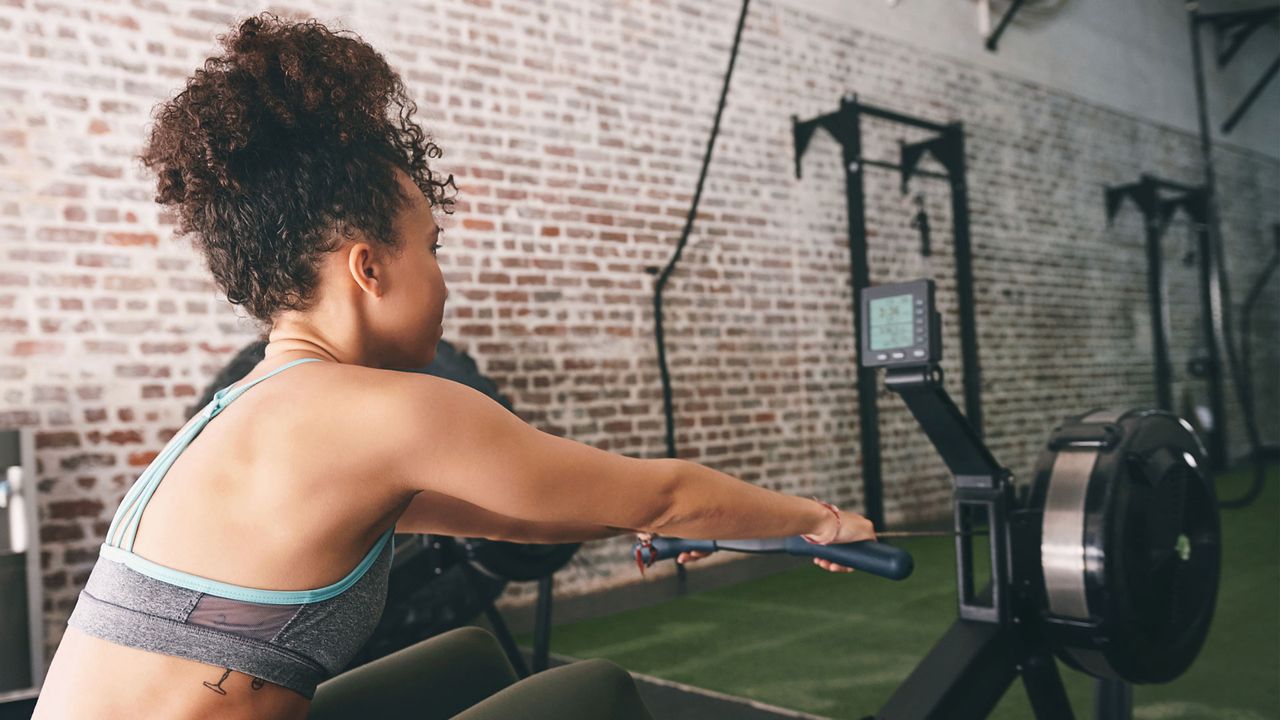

{"left": 859, "top": 279, "right": 941, "bottom": 368}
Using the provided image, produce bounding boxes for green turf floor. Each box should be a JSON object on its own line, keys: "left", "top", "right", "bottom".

{"left": 515, "top": 464, "right": 1279, "bottom": 719}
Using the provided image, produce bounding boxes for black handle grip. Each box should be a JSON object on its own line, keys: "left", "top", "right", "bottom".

{"left": 786, "top": 537, "right": 914, "bottom": 580}
{"left": 639, "top": 538, "right": 716, "bottom": 560}
{"left": 632, "top": 536, "right": 913, "bottom": 581}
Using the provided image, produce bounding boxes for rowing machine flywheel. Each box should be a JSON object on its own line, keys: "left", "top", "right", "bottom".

{"left": 1022, "top": 408, "right": 1221, "bottom": 684}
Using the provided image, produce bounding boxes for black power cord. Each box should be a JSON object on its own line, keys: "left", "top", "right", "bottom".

{"left": 647, "top": 0, "right": 751, "bottom": 462}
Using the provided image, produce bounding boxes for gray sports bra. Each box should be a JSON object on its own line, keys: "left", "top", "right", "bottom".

{"left": 66, "top": 358, "right": 396, "bottom": 698}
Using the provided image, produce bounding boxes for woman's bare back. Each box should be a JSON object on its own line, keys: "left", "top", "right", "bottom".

{"left": 34, "top": 362, "right": 417, "bottom": 720}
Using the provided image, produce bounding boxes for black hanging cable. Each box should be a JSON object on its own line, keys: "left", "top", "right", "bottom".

{"left": 1240, "top": 226, "right": 1280, "bottom": 425}
{"left": 648, "top": 0, "right": 750, "bottom": 461}
{"left": 1219, "top": 224, "right": 1280, "bottom": 508}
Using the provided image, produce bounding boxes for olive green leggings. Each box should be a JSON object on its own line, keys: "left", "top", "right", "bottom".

{"left": 307, "top": 626, "right": 656, "bottom": 720}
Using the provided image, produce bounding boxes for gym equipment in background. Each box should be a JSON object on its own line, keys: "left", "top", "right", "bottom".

{"left": 632, "top": 279, "right": 1221, "bottom": 720}
{"left": 0, "top": 430, "right": 44, "bottom": 705}
{"left": 191, "top": 339, "right": 580, "bottom": 678}
{"left": 1023, "top": 409, "right": 1218, "bottom": 686}
{"left": 1103, "top": 175, "right": 1228, "bottom": 471}
{"left": 870, "top": 279, "right": 1220, "bottom": 720}
{"left": 1185, "top": 6, "right": 1280, "bottom": 509}
{"left": 792, "top": 96, "right": 982, "bottom": 532}
{"left": 1222, "top": 223, "right": 1280, "bottom": 508}
{"left": 1107, "top": 178, "right": 1278, "bottom": 509}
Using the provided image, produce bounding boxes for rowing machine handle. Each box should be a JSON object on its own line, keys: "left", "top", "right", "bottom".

{"left": 632, "top": 536, "right": 914, "bottom": 581}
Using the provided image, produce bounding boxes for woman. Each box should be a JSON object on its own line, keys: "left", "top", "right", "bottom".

{"left": 33, "top": 12, "right": 874, "bottom": 720}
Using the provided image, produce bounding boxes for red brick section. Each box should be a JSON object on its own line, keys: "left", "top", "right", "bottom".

{"left": 0, "top": 0, "right": 1276, "bottom": 668}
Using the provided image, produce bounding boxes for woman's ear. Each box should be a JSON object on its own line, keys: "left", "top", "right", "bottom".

{"left": 347, "top": 242, "right": 383, "bottom": 297}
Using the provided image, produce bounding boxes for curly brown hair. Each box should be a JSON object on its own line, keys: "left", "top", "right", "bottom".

{"left": 139, "top": 11, "right": 456, "bottom": 322}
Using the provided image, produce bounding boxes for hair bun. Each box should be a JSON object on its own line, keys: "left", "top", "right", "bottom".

{"left": 137, "top": 11, "right": 455, "bottom": 323}
{"left": 222, "top": 13, "right": 387, "bottom": 150}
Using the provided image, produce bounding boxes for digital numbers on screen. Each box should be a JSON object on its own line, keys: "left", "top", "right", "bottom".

{"left": 870, "top": 294, "right": 915, "bottom": 351}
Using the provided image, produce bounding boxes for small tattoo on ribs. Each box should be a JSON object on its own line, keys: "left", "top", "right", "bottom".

{"left": 251, "top": 677, "right": 265, "bottom": 691}
{"left": 203, "top": 668, "right": 232, "bottom": 695}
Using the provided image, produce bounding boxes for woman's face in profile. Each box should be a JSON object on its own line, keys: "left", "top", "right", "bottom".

{"left": 375, "top": 168, "right": 449, "bottom": 369}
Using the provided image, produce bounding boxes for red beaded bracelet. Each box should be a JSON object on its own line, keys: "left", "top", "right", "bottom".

{"left": 800, "top": 496, "right": 841, "bottom": 545}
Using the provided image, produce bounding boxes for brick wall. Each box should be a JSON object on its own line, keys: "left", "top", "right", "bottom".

{"left": 1, "top": 0, "right": 1276, "bottom": 666}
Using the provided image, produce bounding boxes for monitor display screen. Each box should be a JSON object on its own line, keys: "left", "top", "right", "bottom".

{"left": 870, "top": 294, "right": 915, "bottom": 350}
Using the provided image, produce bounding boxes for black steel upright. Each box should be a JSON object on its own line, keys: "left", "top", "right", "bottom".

{"left": 1105, "top": 174, "right": 1228, "bottom": 470}
{"left": 793, "top": 95, "right": 981, "bottom": 529}
{"left": 1185, "top": 1, "right": 1278, "bottom": 495}
{"left": 1187, "top": 5, "right": 1232, "bottom": 472}
{"left": 937, "top": 125, "right": 983, "bottom": 437}
{"left": 841, "top": 100, "right": 885, "bottom": 531}
{"left": 1105, "top": 178, "right": 1174, "bottom": 412}
{"left": 872, "top": 363, "right": 1074, "bottom": 720}
{"left": 1145, "top": 183, "right": 1174, "bottom": 412}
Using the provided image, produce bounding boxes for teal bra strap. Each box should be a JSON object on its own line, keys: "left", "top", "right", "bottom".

{"left": 107, "top": 358, "right": 323, "bottom": 552}
{"left": 97, "top": 357, "right": 395, "bottom": 605}
{"left": 112, "top": 415, "right": 207, "bottom": 551}
{"left": 98, "top": 527, "right": 395, "bottom": 605}
{"left": 204, "top": 357, "right": 325, "bottom": 420}
{"left": 104, "top": 421, "right": 193, "bottom": 547}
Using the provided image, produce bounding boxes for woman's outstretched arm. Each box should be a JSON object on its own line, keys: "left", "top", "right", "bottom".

{"left": 394, "top": 488, "right": 631, "bottom": 543}
{"left": 360, "top": 370, "right": 835, "bottom": 542}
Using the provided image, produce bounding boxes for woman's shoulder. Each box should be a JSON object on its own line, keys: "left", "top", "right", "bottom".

{"left": 294, "top": 361, "right": 455, "bottom": 402}
{"left": 271, "top": 363, "right": 500, "bottom": 494}
{"left": 261, "top": 362, "right": 464, "bottom": 441}
{"left": 249, "top": 358, "right": 443, "bottom": 397}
